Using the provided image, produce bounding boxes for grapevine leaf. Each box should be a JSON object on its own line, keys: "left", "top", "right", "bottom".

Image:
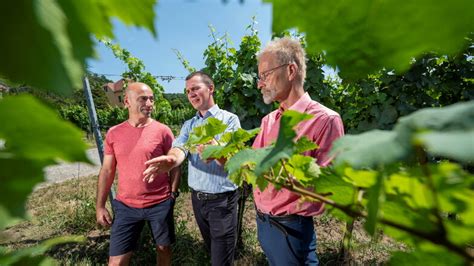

{"left": 0, "top": 0, "right": 156, "bottom": 93}
{"left": 341, "top": 168, "right": 377, "bottom": 188}
{"left": 270, "top": 0, "right": 474, "bottom": 81}
{"left": 331, "top": 101, "right": 474, "bottom": 168}
{"left": 294, "top": 136, "right": 318, "bottom": 154}
{"left": 201, "top": 145, "right": 226, "bottom": 160}
{"left": 430, "top": 162, "right": 474, "bottom": 245}
{"left": 285, "top": 155, "right": 320, "bottom": 187}
{"left": 364, "top": 173, "right": 384, "bottom": 235}
{"left": 381, "top": 200, "right": 438, "bottom": 245}
{"left": 226, "top": 148, "right": 272, "bottom": 190}
{"left": 0, "top": 235, "right": 86, "bottom": 265}
{"left": 0, "top": 95, "right": 89, "bottom": 162}
{"left": 331, "top": 130, "right": 407, "bottom": 168}
{"left": 384, "top": 171, "right": 431, "bottom": 209}
{"left": 389, "top": 247, "right": 464, "bottom": 266}
{"left": 185, "top": 117, "right": 228, "bottom": 149}
{"left": 255, "top": 110, "right": 313, "bottom": 176}
{"left": 415, "top": 130, "right": 474, "bottom": 163}
{"left": 201, "top": 127, "right": 260, "bottom": 160}
{"left": 0, "top": 158, "right": 48, "bottom": 227}
{"left": 314, "top": 168, "right": 356, "bottom": 221}
{"left": 102, "top": 0, "right": 156, "bottom": 36}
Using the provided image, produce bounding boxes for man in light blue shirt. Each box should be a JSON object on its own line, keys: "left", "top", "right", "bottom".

{"left": 143, "top": 71, "right": 240, "bottom": 266}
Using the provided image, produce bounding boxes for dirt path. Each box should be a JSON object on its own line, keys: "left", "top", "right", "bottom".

{"left": 37, "top": 148, "right": 102, "bottom": 189}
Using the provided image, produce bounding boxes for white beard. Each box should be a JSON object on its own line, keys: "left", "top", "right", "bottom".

{"left": 262, "top": 89, "right": 277, "bottom": 104}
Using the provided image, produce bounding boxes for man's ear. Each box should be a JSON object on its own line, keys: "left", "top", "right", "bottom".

{"left": 209, "top": 84, "right": 215, "bottom": 94}
{"left": 288, "top": 63, "right": 298, "bottom": 81}
{"left": 123, "top": 94, "right": 130, "bottom": 107}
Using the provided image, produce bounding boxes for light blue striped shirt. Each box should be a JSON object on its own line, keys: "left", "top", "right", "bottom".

{"left": 173, "top": 104, "right": 240, "bottom": 193}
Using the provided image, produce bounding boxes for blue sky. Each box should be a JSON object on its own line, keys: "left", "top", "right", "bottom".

{"left": 88, "top": 0, "right": 272, "bottom": 94}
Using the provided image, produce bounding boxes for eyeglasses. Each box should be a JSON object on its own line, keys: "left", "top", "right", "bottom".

{"left": 257, "top": 63, "right": 289, "bottom": 82}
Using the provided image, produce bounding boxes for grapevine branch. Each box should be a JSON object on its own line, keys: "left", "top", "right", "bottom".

{"left": 262, "top": 175, "right": 473, "bottom": 261}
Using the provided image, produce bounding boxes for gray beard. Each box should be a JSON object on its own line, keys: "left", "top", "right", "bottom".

{"left": 262, "top": 89, "right": 276, "bottom": 104}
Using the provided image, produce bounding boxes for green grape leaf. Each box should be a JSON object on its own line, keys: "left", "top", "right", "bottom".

{"left": 201, "top": 145, "right": 227, "bottom": 160}
{"left": 341, "top": 168, "right": 377, "bottom": 188}
{"left": 331, "top": 130, "right": 407, "bottom": 168}
{"left": 0, "top": 0, "right": 156, "bottom": 93}
{"left": 314, "top": 168, "right": 356, "bottom": 221}
{"left": 226, "top": 147, "right": 272, "bottom": 190}
{"left": 294, "top": 136, "right": 318, "bottom": 154}
{"left": 185, "top": 117, "right": 228, "bottom": 150}
{"left": 255, "top": 110, "right": 313, "bottom": 176}
{"left": 270, "top": 0, "right": 474, "bottom": 81}
{"left": 0, "top": 158, "right": 48, "bottom": 227}
{"left": 285, "top": 154, "right": 320, "bottom": 186}
{"left": 384, "top": 171, "right": 431, "bottom": 209}
{"left": 201, "top": 127, "right": 260, "bottom": 160}
{"left": 381, "top": 200, "right": 438, "bottom": 245}
{"left": 0, "top": 95, "right": 89, "bottom": 162}
{"left": 394, "top": 100, "right": 474, "bottom": 162}
{"left": 364, "top": 173, "right": 384, "bottom": 236}
{"left": 415, "top": 130, "right": 474, "bottom": 163}
{"left": 429, "top": 162, "right": 474, "bottom": 245}
{"left": 102, "top": 0, "right": 156, "bottom": 36}
{"left": 389, "top": 247, "right": 464, "bottom": 266}
{"left": 331, "top": 101, "right": 474, "bottom": 168}
{"left": 0, "top": 235, "right": 85, "bottom": 265}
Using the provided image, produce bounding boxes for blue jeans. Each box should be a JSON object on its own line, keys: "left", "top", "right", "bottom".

{"left": 256, "top": 212, "right": 318, "bottom": 266}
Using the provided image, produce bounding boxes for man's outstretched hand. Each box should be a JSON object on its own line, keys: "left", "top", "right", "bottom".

{"left": 143, "top": 155, "right": 177, "bottom": 183}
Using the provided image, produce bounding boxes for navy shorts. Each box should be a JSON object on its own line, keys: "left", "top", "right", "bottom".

{"left": 109, "top": 198, "right": 175, "bottom": 256}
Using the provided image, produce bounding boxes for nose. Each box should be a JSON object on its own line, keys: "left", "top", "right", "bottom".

{"left": 257, "top": 79, "right": 265, "bottom": 90}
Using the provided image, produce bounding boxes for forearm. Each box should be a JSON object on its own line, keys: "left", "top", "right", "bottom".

{"left": 168, "top": 147, "right": 186, "bottom": 168}
{"left": 169, "top": 167, "right": 181, "bottom": 192}
{"left": 96, "top": 168, "right": 115, "bottom": 208}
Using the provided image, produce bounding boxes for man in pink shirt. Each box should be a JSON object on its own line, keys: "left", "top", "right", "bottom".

{"left": 253, "top": 37, "right": 344, "bottom": 265}
{"left": 96, "top": 82, "right": 179, "bottom": 265}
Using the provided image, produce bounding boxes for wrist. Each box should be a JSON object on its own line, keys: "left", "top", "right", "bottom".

{"left": 171, "top": 191, "right": 180, "bottom": 198}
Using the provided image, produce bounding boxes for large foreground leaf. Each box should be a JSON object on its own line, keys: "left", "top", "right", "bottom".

{"left": 0, "top": 0, "right": 156, "bottom": 93}
{"left": 0, "top": 95, "right": 89, "bottom": 226}
{"left": 0, "top": 235, "right": 85, "bottom": 265}
{"left": 331, "top": 130, "right": 408, "bottom": 168}
{"left": 269, "top": 0, "right": 474, "bottom": 81}
{"left": 331, "top": 101, "right": 474, "bottom": 168}
{"left": 0, "top": 95, "right": 89, "bottom": 162}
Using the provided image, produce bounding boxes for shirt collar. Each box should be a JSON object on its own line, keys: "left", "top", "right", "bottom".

{"left": 196, "top": 104, "right": 220, "bottom": 119}
{"left": 277, "top": 92, "right": 312, "bottom": 115}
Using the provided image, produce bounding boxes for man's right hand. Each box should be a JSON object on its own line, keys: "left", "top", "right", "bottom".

{"left": 96, "top": 207, "right": 112, "bottom": 227}
{"left": 143, "top": 155, "right": 177, "bottom": 183}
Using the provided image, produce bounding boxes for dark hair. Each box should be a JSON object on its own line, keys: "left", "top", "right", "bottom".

{"left": 185, "top": 71, "right": 214, "bottom": 88}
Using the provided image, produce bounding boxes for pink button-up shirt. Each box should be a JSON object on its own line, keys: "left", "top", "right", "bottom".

{"left": 253, "top": 93, "right": 344, "bottom": 216}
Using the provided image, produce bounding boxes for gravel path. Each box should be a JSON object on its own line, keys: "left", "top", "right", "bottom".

{"left": 37, "top": 148, "right": 102, "bottom": 188}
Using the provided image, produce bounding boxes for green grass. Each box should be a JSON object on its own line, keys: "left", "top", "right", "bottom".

{"left": 0, "top": 175, "right": 404, "bottom": 265}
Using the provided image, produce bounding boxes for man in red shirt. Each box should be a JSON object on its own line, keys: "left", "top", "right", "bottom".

{"left": 253, "top": 37, "right": 344, "bottom": 265}
{"left": 96, "top": 82, "right": 179, "bottom": 265}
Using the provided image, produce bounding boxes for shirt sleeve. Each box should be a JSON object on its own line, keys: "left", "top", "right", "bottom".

{"left": 313, "top": 115, "right": 345, "bottom": 167}
{"left": 162, "top": 126, "right": 174, "bottom": 155}
{"left": 104, "top": 129, "right": 114, "bottom": 155}
{"left": 172, "top": 120, "right": 191, "bottom": 156}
